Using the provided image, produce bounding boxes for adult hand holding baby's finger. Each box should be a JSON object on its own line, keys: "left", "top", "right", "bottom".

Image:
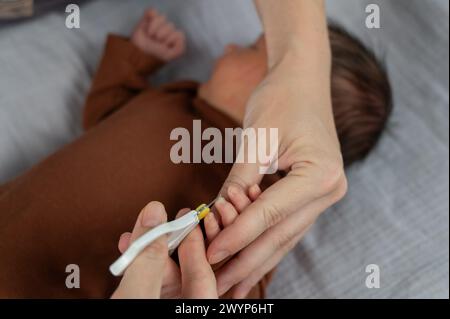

{"left": 206, "top": 0, "right": 348, "bottom": 298}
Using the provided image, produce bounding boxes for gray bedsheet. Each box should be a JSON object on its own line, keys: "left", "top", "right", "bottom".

{"left": 0, "top": 0, "right": 448, "bottom": 298}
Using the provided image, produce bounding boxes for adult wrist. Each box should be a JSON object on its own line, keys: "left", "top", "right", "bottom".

{"left": 267, "top": 36, "right": 331, "bottom": 73}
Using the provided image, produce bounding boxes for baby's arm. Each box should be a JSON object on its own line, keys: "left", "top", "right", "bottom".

{"left": 83, "top": 9, "right": 185, "bottom": 129}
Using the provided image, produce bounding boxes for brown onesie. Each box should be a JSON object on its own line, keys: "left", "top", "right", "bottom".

{"left": 0, "top": 35, "right": 276, "bottom": 298}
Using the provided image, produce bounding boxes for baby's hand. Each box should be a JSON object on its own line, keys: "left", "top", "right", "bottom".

{"left": 205, "top": 184, "right": 262, "bottom": 245}
{"left": 131, "top": 9, "right": 185, "bottom": 62}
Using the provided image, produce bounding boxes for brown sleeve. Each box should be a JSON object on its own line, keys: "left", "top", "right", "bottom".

{"left": 83, "top": 34, "right": 164, "bottom": 130}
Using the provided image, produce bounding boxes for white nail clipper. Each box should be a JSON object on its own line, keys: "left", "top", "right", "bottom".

{"left": 109, "top": 199, "right": 216, "bottom": 276}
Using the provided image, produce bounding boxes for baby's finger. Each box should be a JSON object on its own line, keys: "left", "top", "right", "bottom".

{"left": 167, "top": 31, "right": 185, "bottom": 50}
{"left": 227, "top": 185, "right": 251, "bottom": 213}
{"left": 204, "top": 212, "right": 221, "bottom": 244}
{"left": 132, "top": 11, "right": 149, "bottom": 37}
{"left": 215, "top": 197, "right": 239, "bottom": 227}
{"left": 248, "top": 184, "right": 262, "bottom": 201}
{"left": 148, "top": 14, "right": 166, "bottom": 37}
{"left": 156, "top": 22, "right": 175, "bottom": 41}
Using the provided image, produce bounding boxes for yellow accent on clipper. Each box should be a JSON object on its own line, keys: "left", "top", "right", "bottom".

{"left": 195, "top": 204, "right": 210, "bottom": 220}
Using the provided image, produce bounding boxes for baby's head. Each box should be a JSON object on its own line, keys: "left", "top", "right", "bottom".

{"left": 199, "top": 25, "right": 392, "bottom": 166}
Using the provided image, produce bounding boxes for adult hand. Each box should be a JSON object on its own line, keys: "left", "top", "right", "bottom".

{"left": 206, "top": 0, "right": 348, "bottom": 298}
{"left": 111, "top": 202, "right": 217, "bottom": 299}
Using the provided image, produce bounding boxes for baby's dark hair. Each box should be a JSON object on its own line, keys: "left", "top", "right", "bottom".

{"left": 329, "top": 25, "right": 392, "bottom": 166}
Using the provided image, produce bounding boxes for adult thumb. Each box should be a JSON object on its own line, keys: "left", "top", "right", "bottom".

{"left": 112, "top": 202, "right": 168, "bottom": 299}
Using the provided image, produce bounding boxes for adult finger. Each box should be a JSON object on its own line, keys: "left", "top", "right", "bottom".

{"left": 231, "top": 226, "right": 311, "bottom": 299}
{"left": 117, "top": 230, "right": 182, "bottom": 299}
{"left": 112, "top": 201, "right": 168, "bottom": 299}
{"left": 160, "top": 259, "right": 182, "bottom": 299}
{"left": 158, "top": 208, "right": 193, "bottom": 299}
{"left": 213, "top": 187, "right": 338, "bottom": 295}
{"left": 179, "top": 226, "right": 218, "bottom": 298}
{"left": 208, "top": 173, "right": 317, "bottom": 264}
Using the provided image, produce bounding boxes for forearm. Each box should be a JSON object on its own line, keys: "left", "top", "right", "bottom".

{"left": 254, "top": 0, "right": 330, "bottom": 70}
{"left": 253, "top": 0, "right": 333, "bottom": 125}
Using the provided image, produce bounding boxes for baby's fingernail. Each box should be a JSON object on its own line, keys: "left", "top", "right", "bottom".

{"left": 228, "top": 185, "right": 239, "bottom": 197}
{"left": 209, "top": 249, "right": 229, "bottom": 264}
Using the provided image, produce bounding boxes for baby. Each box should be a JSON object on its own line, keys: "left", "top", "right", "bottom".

{"left": 0, "top": 9, "right": 392, "bottom": 298}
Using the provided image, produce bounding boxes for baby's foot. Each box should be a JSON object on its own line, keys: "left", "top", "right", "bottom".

{"left": 131, "top": 9, "right": 186, "bottom": 62}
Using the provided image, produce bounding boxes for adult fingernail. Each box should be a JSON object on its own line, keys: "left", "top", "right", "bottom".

{"left": 215, "top": 196, "right": 226, "bottom": 206}
{"left": 209, "top": 249, "right": 229, "bottom": 264}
